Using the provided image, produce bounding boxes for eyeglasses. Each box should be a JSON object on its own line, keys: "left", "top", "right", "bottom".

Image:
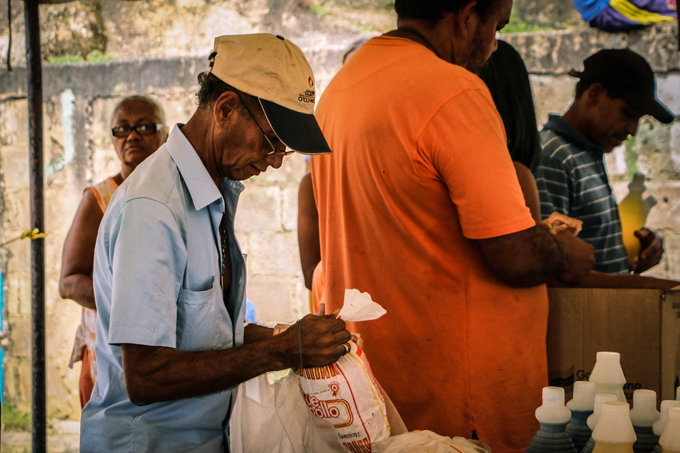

{"left": 239, "top": 97, "right": 294, "bottom": 158}
{"left": 111, "top": 123, "right": 165, "bottom": 138}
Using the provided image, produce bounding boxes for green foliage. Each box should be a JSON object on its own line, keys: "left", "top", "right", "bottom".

{"left": 2, "top": 403, "right": 31, "bottom": 432}
{"left": 48, "top": 54, "right": 85, "bottom": 65}
{"left": 86, "top": 50, "right": 117, "bottom": 63}
{"left": 309, "top": 3, "right": 329, "bottom": 17}
{"left": 500, "top": 7, "right": 557, "bottom": 34}
{"left": 48, "top": 50, "right": 117, "bottom": 66}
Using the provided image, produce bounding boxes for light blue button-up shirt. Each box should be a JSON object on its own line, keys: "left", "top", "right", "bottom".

{"left": 81, "top": 125, "right": 246, "bottom": 453}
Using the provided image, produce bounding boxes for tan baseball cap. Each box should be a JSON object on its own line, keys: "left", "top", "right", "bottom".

{"left": 210, "top": 33, "right": 330, "bottom": 155}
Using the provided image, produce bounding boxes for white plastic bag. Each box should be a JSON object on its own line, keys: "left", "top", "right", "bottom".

{"left": 230, "top": 372, "right": 346, "bottom": 453}
{"left": 376, "top": 431, "right": 492, "bottom": 453}
{"left": 229, "top": 373, "right": 296, "bottom": 453}
{"left": 297, "top": 289, "right": 390, "bottom": 452}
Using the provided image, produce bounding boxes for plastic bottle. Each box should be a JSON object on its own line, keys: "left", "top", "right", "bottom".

{"left": 676, "top": 387, "right": 679, "bottom": 401}
{"left": 652, "top": 401, "right": 680, "bottom": 453}
{"left": 582, "top": 394, "right": 619, "bottom": 453}
{"left": 630, "top": 390, "right": 660, "bottom": 453}
{"left": 590, "top": 352, "right": 627, "bottom": 402}
{"left": 591, "top": 402, "right": 637, "bottom": 453}
{"left": 658, "top": 407, "right": 680, "bottom": 453}
{"left": 567, "top": 381, "right": 597, "bottom": 452}
{"left": 618, "top": 172, "right": 657, "bottom": 267}
{"left": 526, "top": 387, "right": 578, "bottom": 453}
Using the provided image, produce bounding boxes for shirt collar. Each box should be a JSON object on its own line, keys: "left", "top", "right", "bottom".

{"left": 543, "top": 114, "right": 605, "bottom": 154}
{"left": 165, "top": 124, "right": 226, "bottom": 211}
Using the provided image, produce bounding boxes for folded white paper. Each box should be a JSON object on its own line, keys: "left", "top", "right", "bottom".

{"left": 337, "top": 288, "right": 387, "bottom": 322}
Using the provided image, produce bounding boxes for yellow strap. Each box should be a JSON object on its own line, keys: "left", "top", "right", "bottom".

{"left": 0, "top": 228, "right": 48, "bottom": 247}
{"left": 609, "top": 0, "right": 675, "bottom": 25}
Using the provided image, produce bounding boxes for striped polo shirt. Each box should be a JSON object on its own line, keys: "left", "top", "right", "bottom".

{"left": 535, "top": 114, "right": 628, "bottom": 274}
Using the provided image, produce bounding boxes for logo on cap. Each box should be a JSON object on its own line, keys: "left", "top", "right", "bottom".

{"left": 308, "top": 76, "right": 314, "bottom": 88}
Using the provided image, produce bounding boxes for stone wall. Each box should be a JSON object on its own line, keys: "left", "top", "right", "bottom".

{"left": 0, "top": 0, "right": 392, "bottom": 67}
{"left": 0, "top": 0, "right": 678, "bottom": 435}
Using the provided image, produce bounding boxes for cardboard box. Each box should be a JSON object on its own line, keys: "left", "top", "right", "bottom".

{"left": 547, "top": 288, "right": 680, "bottom": 403}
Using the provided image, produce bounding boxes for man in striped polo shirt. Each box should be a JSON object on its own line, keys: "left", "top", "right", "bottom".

{"left": 536, "top": 49, "right": 674, "bottom": 274}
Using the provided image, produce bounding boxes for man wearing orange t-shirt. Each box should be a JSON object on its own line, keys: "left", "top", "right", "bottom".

{"left": 311, "top": 0, "right": 596, "bottom": 450}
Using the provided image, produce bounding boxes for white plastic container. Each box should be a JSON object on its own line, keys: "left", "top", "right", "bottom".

{"left": 659, "top": 407, "right": 680, "bottom": 453}
{"left": 630, "top": 389, "right": 661, "bottom": 453}
{"left": 591, "top": 402, "right": 637, "bottom": 452}
{"left": 526, "top": 387, "right": 577, "bottom": 453}
{"left": 536, "top": 386, "right": 573, "bottom": 424}
{"left": 589, "top": 352, "right": 627, "bottom": 402}
{"left": 588, "top": 394, "right": 620, "bottom": 431}
{"left": 653, "top": 401, "right": 680, "bottom": 436}
{"left": 568, "top": 381, "right": 597, "bottom": 412}
{"left": 566, "top": 381, "right": 597, "bottom": 451}
{"left": 630, "top": 389, "right": 660, "bottom": 427}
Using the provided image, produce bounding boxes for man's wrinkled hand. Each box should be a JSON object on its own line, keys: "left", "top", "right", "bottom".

{"left": 555, "top": 232, "right": 595, "bottom": 285}
{"left": 277, "top": 314, "right": 351, "bottom": 369}
{"left": 631, "top": 228, "right": 664, "bottom": 274}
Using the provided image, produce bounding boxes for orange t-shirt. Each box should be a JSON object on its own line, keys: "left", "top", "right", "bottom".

{"left": 312, "top": 37, "right": 548, "bottom": 452}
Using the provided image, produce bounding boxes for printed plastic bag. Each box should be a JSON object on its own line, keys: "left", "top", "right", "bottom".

{"left": 376, "top": 431, "right": 492, "bottom": 453}
{"left": 297, "top": 289, "right": 390, "bottom": 452}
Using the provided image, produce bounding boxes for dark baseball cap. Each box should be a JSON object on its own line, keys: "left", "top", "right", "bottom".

{"left": 569, "top": 49, "right": 674, "bottom": 124}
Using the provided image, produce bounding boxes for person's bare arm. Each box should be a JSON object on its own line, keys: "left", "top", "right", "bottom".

{"left": 513, "top": 161, "right": 542, "bottom": 224}
{"left": 243, "top": 323, "right": 274, "bottom": 344}
{"left": 121, "top": 314, "right": 351, "bottom": 406}
{"left": 476, "top": 225, "right": 595, "bottom": 288}
{"left": 298, "top": 173, "right": 321, "bottom": 290}
{"left": 59, "top": 189, "right": 103, "bottom": 310}
{"left": 550, "top": 271, "right": 679, "bottom": 290}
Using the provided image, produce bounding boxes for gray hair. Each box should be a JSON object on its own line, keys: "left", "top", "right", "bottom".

{"left": 111, "top": 95, "right": 166, "bottom": 126}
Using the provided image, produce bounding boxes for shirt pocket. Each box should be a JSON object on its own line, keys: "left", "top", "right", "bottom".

{"left": 176, "top": 278, "right": 217, "bottom": 351}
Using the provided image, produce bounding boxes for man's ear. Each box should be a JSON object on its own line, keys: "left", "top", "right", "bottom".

{"left": 453, "top": 0, "right": 479, "bottom": 40}
{"left": 585, "top": 83, "right": 604, "bottom": 107}
{"left": 213, "top": 91, "right": 240, "bottom": 126}
{"left": 159, "top": 129, "right": 169, "bottom": 144}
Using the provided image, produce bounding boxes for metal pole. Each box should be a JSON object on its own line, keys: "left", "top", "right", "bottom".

{"left": 23, "top": 0, "right": 46, "bottom": 451}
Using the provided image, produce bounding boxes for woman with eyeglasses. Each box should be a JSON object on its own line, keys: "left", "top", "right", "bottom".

{"left": 59, "top": 95, "right": 167, "bottom": 408}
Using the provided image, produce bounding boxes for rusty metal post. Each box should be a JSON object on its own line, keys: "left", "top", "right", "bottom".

{"left": 23, "top": 0, "right": 46, "bottom": 451}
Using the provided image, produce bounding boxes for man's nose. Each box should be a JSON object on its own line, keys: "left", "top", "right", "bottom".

{"left": 265, "top": 153, "right": 285, "bottom": 169}
{"left": 127, "top": 128, "right": 142, "bottom": 141}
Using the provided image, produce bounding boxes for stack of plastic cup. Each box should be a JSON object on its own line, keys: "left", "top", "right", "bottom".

{"left": 526, "top": 387, "right": 578, "bottom": 453}
{"left": 589, "top": 352, "right": 627, "bottom": 402}
{"left": 658, "top": 407, "right": 680, "bottom": 453}
{"left": 652, "top": 401, "right": 680, "bottom": 453}
{"left": 591, "top": 401, "right": 636, "bottom": 453}
{"left": 629, "top": 389, "right": 660, "bottom": 453}
{"left": 582, "top": 394, "right": 619, "bottom": 453}
{"left": 567, "top": 381, "right": 597, "bottom": 452}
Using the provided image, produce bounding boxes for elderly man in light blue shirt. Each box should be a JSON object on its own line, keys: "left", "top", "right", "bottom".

{"left": 81, "top": 34, "right": 352, "bottom": 453}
